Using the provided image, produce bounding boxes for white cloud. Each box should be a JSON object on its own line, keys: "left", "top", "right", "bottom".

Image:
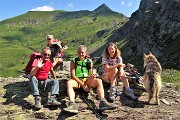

{"left": 31, "top": 5, "right": 54, "bottom": 11}
{"left": 127, "top": 2, "right": 132, "bottom": 7}
{"left": 121, "top": 1, "right": 125, "bottom": 6}
{"left": 67, "top": 3, "right": 74, "bottom": 7}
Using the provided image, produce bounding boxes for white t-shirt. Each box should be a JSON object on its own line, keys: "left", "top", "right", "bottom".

{"left": 101, "top": 56, "right": 123, "bottom": 74}
{"left": 102, "top": 56, "right": 123, "bottom": 65}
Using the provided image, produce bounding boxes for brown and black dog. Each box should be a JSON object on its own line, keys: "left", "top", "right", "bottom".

{"left": 143, "top": 52, "right": 162, "bottom": 105}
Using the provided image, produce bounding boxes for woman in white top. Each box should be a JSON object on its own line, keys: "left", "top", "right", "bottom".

{"left": 100, "top": 42, "right": 137, "bottom": 101}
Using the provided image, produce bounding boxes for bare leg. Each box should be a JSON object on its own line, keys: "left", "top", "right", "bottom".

{"left": 107, "top": 68, "right": 118, "bottom": 86}
{"left": 91, "top": 78, "right": 104, "bottom": 99}
{"left": 119, "top": 67, "right": 129, "bottom": 88}
{"left": 121, "top": 76, "right": 129, "bottom": 88}
{"left": 67, "top": 80, "right": 77, "bottom": 102}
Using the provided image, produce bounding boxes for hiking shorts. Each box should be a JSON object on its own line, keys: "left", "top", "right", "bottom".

{"left": 100, "top": 73, "right": 111, "bottom": 83}
{"left": 76, "top": 78, "right": 92, "bottom": 89}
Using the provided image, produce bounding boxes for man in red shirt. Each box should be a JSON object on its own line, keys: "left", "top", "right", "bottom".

{"left": 29, "top": 47, "right": 61, "bottom": 109}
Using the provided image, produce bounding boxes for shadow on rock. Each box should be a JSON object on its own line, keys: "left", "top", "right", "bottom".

{"left": 119, "top": 88, "right": 145, "bottom": 108}
{"left": 3, "top": 81, "right": 33, "bottom": 109}
{"left": 58, "top": 110, "right": 78, "bottom": 119}
{"left": 102, "top": 80, "right": 146, "bottom": 108}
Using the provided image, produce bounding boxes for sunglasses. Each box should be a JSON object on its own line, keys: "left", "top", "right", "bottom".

{"left": 43, "top": 53, "right": 51, "bottom": 56}
{"left": 47, "top": 38, "right": 52, "bottom": 40}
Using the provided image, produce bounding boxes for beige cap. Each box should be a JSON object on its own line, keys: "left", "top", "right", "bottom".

{"left": 46, "top": 35, "right": 53, "bottom": 40}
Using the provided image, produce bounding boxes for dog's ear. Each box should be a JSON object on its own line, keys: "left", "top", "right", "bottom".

{"left": 149, "top": 51, "right": 152, "bottom": 55}
{"left": 61, "top": 42, "right": 65, "bottom": 47}
{"left": 143, "top": 53, "right": 147, "bottom": 57}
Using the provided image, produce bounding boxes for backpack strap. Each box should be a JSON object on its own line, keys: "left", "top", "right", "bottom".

{"left": 73, "top": 56, "right": 92, "bottom": 70}
{"left": 85, "top": 57, "right": 92, "bottom": 70}
{"left": 74, "top": 57, "right": 79, "bottom": 69}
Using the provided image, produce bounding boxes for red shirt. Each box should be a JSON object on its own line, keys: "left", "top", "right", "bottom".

{"left": 32, "top": 59, "right": 52, "bottom": 80}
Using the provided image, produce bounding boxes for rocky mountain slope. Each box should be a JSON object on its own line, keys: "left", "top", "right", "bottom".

{"left": 123, "top": 0, "right": 180, "bottom": 69}
{"left": 92, "top": 0, "right": 180, "bottom": 70}
{"left": 0, "top": 62, "right": 180, "bottom": 120}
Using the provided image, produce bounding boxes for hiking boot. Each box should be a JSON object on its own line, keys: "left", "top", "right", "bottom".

{"left": 47, "top": 96, "right": 61, "bottom": 106}
{"left": 124, "top": 88, "right": 137, "bottom": 101}
{"left": 99, "top": 99, "right": 116, "bottom": 110}
{"left": 34, "top": 96, "right": 42, "bottom": 109}
{"left": 109, "top": 86, "right": 116, "bottom": 102}
{"left": 63, "top": 101, "right": 79, "bottom": 113}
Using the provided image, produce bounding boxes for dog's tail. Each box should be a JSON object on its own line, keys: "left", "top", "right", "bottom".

{"left": 147, "top": 71, "right": 155, "bottom": 95}
{"left": 147, "top": 71, "right": 161, "bottom": 97}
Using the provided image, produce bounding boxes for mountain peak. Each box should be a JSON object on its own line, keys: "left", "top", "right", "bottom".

{"left": 94, "top": 4, "right": 113, "bottom": 13}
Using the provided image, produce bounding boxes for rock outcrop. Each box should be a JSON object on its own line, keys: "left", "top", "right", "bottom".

{"left": 0, "top": 61, "right": 180, "bottom": 120}
{"left": 115, "top": 0, "right": 180, "bottom": 69}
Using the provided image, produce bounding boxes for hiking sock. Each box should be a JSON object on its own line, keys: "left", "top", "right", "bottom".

{"left": 109, "top": 86, "right": 116, "bottom": 101}
{"left": 69, "top": 101, "right": 76, "bottom": 105}
{"left": 126, "top": 87, "right": 131, "bottom": 91}
{"left": 100, "top": 98, "right": 106, "bottom": 102}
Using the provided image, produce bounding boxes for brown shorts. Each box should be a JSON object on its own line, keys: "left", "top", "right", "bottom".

{"left": 76, "top": 78, "right": 92, "bottom": 89}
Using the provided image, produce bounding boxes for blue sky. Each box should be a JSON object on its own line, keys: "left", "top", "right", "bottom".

{"left": 0, "top": 0, "right": 141, "bottom": 21}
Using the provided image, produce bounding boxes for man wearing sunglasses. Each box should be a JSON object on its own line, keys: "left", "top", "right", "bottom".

{"left": 29, "top": 47, "right": 61, "bottom": 109}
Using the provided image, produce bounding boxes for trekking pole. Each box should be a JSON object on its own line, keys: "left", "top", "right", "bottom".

{"left": 80, "top": 89, "right": 104, "bottom": 120}
{"left": 81, "top": 61, "right": 103, "bottom": 119}
{"left": 116, "top": 78, "right": 121, "bottom": 97}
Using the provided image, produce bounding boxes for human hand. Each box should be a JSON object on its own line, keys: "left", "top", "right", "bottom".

{"left": 37, "top": 58, "right": 44, "bottom": 68}
{"left": 82, "top": 84, "right": 90, "bottom": 92}
{"left": 88, "top": 74, "right": 95, "bottom": 80}
{"left": 119, "top": 63, "right": 126, "bottom": 68}
{"left": 119, "top": 71, "right": 124, "bottom": 77}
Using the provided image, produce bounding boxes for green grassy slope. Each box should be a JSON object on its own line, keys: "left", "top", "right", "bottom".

{"left": 0, "top": 6, "right": 128, "bottom": 77}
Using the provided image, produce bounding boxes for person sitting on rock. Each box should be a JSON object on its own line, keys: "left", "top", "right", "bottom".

{"left": 100, "top": 42, "right": 137, "bottom": 102}
{"left": 63, "top": 45, "right": 116, "bottom": 113}
{"left": 29, "top": 47, "right": 61, "bottom": 109}
{"left": 46, "top": 35, "right": 67, "bottom": 69}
